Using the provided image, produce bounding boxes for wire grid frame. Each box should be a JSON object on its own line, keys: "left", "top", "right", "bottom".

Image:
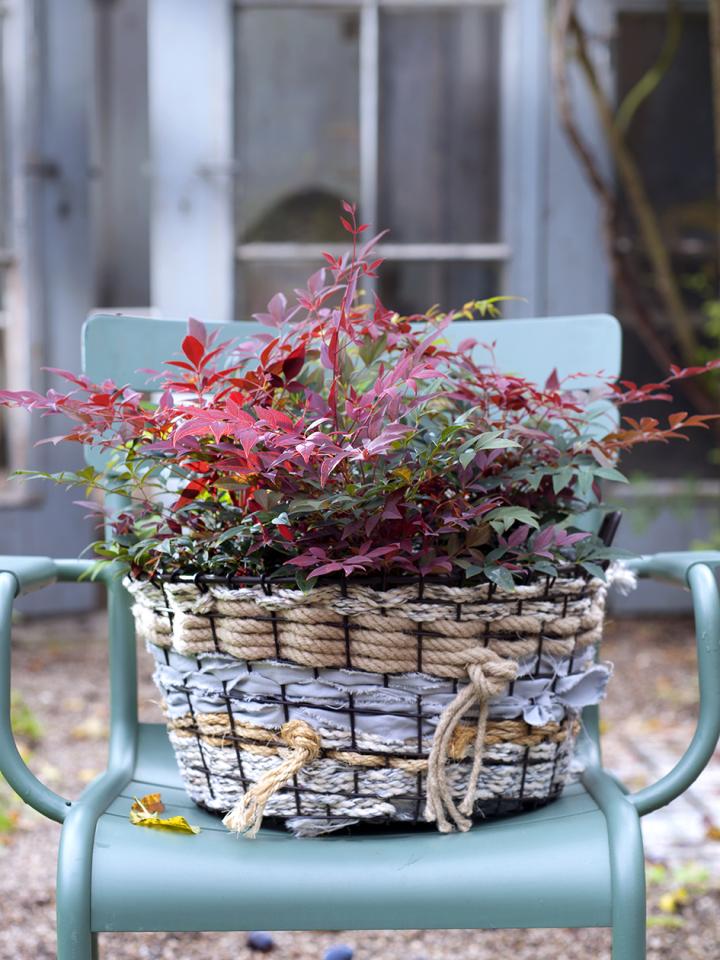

{"left": 148, "top": 568, "right": 596, "bottom": 829}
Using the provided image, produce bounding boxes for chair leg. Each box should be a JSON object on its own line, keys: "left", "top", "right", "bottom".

{"left": 56, "top": 808, "right": 96, "bottom": 960}
{"left": 55, "top": 917, "right": 95, "bottom": 960}
{"left": 609, "top": 804, "right": 647, "bottom": 960}
{"left": 612, "top": 918, "right": 645, "bottom": 960}
{"left": 582, "top": 767, "right": 646, "bottom": 960}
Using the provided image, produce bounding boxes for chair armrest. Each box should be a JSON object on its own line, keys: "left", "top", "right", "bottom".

{"left": 621, "top": 552, "right": 720, "bottom": 816}
{"left": 0, "top": 556, "right": 138, "bottom": 825}
{"left": 0, "top": 565, "right": 71, "bottom": 822}
{"left": 0, "top": 555, "right": 57, "bottom": 596}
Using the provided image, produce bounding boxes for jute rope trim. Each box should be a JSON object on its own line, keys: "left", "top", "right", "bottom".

{"left": 168, "top": 711, "right": 577, "bottom": 759}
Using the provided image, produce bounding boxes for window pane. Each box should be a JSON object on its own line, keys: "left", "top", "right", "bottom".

{"left": 235, "top": 8, "right": 360, "bottom": 244}
{"left": 379, "top": 261, "right": 502, "bottom": 318}
{"left": 236, "top": 260, "right": 324, "bottom": 319}
{"left": 378, "top": 8, "right": 501, "bottom": 244}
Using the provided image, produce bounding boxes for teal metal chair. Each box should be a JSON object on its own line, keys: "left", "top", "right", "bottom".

{"left": 1, "top": 313, "right": 719, "bottom": 960}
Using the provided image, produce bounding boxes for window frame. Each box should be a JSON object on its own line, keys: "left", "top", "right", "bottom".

{"left": 0, "top": 0, "right": 36, "bottom": 498}
{"left": 149, "top": 0, "right": 546, "bottom": 320}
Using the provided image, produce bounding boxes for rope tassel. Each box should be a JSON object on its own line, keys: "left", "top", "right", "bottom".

{"left": 223, "top": 719, "right": 321, "bottom": 838}
{"left": 424, "top": 649, "right": 518, "bottom": 833}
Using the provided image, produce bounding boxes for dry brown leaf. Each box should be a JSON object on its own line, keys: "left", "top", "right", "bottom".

{"left": 706, "top": 823, "right": 720, "bottom": 841}
{"left": 131, "top": 793, "right": 165, "bottom": 814}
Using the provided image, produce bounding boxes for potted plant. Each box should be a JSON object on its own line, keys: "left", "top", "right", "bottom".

{"left": 2, "top": 206, "right": 718, "bottom": 837}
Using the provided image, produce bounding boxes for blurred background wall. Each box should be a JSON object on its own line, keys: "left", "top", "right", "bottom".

{"left": 0, "top": 0, "right": 717, "bottom": 612}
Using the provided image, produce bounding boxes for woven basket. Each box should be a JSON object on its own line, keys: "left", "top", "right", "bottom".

{"left": 128, "top": 571, "right": 618, "bottom": 836}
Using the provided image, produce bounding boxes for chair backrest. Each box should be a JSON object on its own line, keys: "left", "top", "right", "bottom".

{"left": 82, "top": 312, "right": 621, "bottom": 470}
{"left": 83, "top": 311, "right": 621, "bottom": 392}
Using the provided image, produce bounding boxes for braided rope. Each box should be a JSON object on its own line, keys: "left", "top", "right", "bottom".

{"left": 128, "top": 574, "right": 608, "bottom": 677}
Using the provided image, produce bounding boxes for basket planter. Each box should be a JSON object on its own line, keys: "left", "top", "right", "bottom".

{"left": 128, "top": 570, "right": 619, "bottom": 836}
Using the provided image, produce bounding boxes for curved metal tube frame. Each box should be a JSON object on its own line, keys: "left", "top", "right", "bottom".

{"left": 0, "top": 558, "right": 138, "bottom": 823}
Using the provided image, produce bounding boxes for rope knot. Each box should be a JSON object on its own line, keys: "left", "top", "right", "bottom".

{"left": 467, "top": 652, "right": 517, "bottom": 697}
{"left": 425, "top": 649, "right": 518, "bottom": 833}
{"left": 223, "top": 719, "right": 322, "bottom": 838}
{"left": 280, "top": 719, "right": 322, "bottom": 761}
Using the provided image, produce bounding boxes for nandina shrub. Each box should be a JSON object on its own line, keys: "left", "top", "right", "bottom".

{"left": 2, "top": 205, "right": 718, "bottom": 589}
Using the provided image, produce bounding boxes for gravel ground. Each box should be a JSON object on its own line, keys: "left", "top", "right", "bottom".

{"left": 0, "top": 610, "right": 718, "bottom": 959}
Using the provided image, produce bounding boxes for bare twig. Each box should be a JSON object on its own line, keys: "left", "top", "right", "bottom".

{"left": 615, "top": 0, "right": 682, "bottom": 137}
{"left": 551, "top": 0, "right": 716, "bottom": 420}
{"left": 552, "top": 5, "right": 683, "bottom": 370}
{"left": 568, "top": 7, "right": 699, "bottom": 365}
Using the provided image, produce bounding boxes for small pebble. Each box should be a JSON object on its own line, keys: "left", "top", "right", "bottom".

{"left": 246, "top": 931, "right": 275, "bottom": 952}
{"left": 324, "top": 946, "right": 354, "bottom": 960}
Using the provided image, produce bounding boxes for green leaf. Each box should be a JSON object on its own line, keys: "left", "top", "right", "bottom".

{"left": 594, "top": 466, "right": 629, "bottom": 484}
{"left": 533, "top": 560, "right": 559, "bottom": 578}
{"left": 552, "top": 466, "right": 574, "bottom": 494}
{"left": 214, "top": 525, "right": 246, "bottom": 545}
{"left": 459, "top": 448, "right": 477, "bottom": 470}
{"left": 575, "top": 466, "right": 597, "bottom": 501}
{"left": 580, "top": 561, "right": 607, "bottom": 580}
{"left": 484, "top": 565, "right": 516, "bottom": 592}
{"left": 475, "top": 430, "right": 519, "bottom": 451}
{"left": 487, "top": 506, "right": 539, "bottom": 534}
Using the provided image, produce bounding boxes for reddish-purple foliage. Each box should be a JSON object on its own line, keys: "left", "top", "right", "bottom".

{"left": 1, "top": 205, "right": 718, "bottom": 587}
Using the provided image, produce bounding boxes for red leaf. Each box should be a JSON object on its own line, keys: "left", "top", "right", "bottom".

{"left": 187, "top": 317, "right": 207, "bottom": 346}
{"left": 182, "top": 335, "right": 205, "bottom": 367}
{"left": 545, "top": 369, "right": 560, "bottom": 392}
{"left": 254, "top": 406, "right": 294, "bottom": 431}
{"left": 308, "top": 561, "right": 345, "bottom": 578}
{"left": 165, "top": 360, "right": 195, "bottom": 372}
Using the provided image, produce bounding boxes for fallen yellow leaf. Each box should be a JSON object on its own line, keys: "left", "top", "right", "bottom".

{"left": 129, "top": 795, "right": 199, "bottom": 835}
{"left": 129, "top": 810, "right": 200, "bottom": 834}
{"left": 706, "top": 824, "right": 720, "bottom": 841}
{"left": 658, "top": 888, "right": 688, "bottom": 914}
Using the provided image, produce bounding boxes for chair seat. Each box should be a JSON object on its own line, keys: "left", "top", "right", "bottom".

{"left": 90, "top": 724, "right": 612, "bottom": 933}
